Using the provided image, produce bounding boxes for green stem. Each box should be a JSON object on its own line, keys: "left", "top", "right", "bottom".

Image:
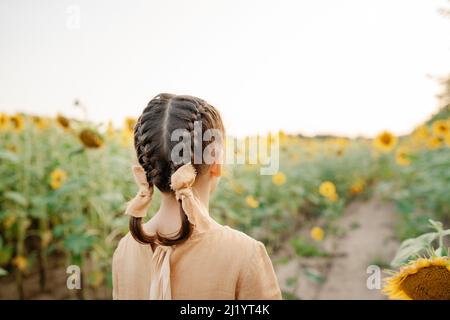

{"left": 38, "top": 218, "right": 49, "bottom": 292}
{"left": 438, "top": 231, "right": 444, "bottom": 253}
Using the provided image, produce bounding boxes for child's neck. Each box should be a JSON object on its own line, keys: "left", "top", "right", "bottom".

{"left": 143, "top": 183, "right": 211, "bottom": 237}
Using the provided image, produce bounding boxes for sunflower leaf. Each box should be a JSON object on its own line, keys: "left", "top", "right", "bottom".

{"left": 434, "top": 247, "right": 448, "bottom": 257}
{"left": 4, "top": 191, "right": 28, "bottom": 207}
{"left": 428, "top": 219, "right": 443, "bottom": 232}
{"left": 0, "top": 267, "right": 7, "bottom": 276}
{"left": 390, "top": 231, "right": 439, "bottom": 268}
{"left": 0, "top": 150, "right": 19, "bottom": 163}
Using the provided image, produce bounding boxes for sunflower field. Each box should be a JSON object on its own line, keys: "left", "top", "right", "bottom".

{"left": 0, "top": 105, "right": 449, "bottom": 299}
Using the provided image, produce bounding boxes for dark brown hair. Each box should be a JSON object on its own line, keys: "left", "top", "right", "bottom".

{"left": 130, "top": 93, "right": 224, "bottom": 246}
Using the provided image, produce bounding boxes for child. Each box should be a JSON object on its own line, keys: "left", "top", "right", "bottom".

{"left": 112, "top": 93, "right": 282, "bottom": 299}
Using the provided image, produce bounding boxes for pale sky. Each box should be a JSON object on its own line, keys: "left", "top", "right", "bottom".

{"left": 1, "top": 0, "right": 449, "bottom": 137}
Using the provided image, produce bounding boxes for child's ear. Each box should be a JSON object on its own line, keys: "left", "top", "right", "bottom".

{"left": 210, "top": 163, "right": 221, "bottom": 177}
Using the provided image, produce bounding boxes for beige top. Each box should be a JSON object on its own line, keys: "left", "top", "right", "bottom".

{"left": 114, "top": 163, "right": 282, "bottom": 300}
{"left": 112, "top": 222, "right": 282, "bottom": 300}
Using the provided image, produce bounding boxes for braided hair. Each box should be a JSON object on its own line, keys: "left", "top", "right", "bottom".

{"left": 130, "top": 93, "right": 224, "bottom": 246}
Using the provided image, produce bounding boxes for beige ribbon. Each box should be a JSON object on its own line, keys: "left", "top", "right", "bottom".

{"left": 149, "top": 245, "right": 173, "bottom": 300}
{"left": 124, "top": 165, "right": 153, "bottom": 218}
{"left": 170, "top": 162, "right": 213, "bottom": 233}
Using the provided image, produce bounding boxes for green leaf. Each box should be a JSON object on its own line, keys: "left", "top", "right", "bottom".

{"left": 29, "top": 208, "right": 47, "bottom": 219}
{"left": 396, "top": 200, "right": 415, "bottom": 215}
{"left": 390, "top": 231, "right": 439, "bottom": 267}
{"left": 286, "top": 276, "right": 298, "bottom": 287}
{"left": 29, "top": 196, "right": 48, "bottom": 219}
{"left": 100, "top": 192, "right": 124, "bottom": 204}
{"left": 0, "top": 267, "right": 7, "bottom": 276}
{"left": 0, "top": 150, "right": 19, "bottom": 163}
{"left": 434, "top": 247, "right": 448, "bottom": 257}
{"left": 53, "top": 178, "right": 87, "bottom": 197}
{"left": 53, "top": 225, "right": 65, "bottom": 238}
{"left": 0, "top": 245, "right": 13, "bottom": 266}
{"left": 290, "top": 237, "right": 324, "bottom": 257}
{"left": 4, "top": 191, "right": 28, "bottom": 207}
{"left": 304, "top": 270, "right": 325, "bottom": 284}
{"left": 63, "top": 234, "right": 96, "bottom": 256}
{"left": 428, "top": 219, "right": 443, "bottom": 232}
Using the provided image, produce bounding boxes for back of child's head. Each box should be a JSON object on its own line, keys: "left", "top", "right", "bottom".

{"left": 129, "top": 93, "right": 224, "bottom": 245}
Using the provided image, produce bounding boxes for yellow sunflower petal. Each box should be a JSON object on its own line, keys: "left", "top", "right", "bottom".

{"left": 383, "top": 257, "right": 450, "bottom": 300}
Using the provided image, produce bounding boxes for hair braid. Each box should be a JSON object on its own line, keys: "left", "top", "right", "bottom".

{"left": 129, "top": 93, "right": 224, "bottom": 246}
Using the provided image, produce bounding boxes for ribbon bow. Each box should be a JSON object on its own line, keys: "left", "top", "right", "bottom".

{"left": 124, "top": 165, "right": 153, "bottom": 218}
{"left": 170, "top": 162, "right": 197, "bottom": 201}
{"left": 170, "top": 163, "right": 213, "bottom": 233}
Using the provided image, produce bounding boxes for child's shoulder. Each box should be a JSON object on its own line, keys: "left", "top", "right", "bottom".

{"left": 218, "top": 225, "right": 257, "bottom": 241}
{"left": 112, "top": 232, "right": 151, "bottom": 263}
{"left": 114, "top": 232, "right": 133, "bottom": 252}
{"left": 211, "top": 224, "right": 264, "bottom": 253}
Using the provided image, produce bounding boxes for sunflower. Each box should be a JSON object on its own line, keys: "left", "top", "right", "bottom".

{"left": 245, "top": 195, "right": 259, "bottom": 209}
{"left": 0, "top": 112, "right": 9, "bottom": 130}
{"left": 350, "top": 180, "right": 365, "bottom": 195}
{"left": 319, "top": 181, "right": 338, "bottom": 202}
{"left": 32, "top": 116, "right": 49, "bottom": 130}
{"left": 427, "top": 136, "right": 443, "bottom": 150}
{"left": 395, "top": 147, "right": 411, "bottom": 166}
{"left": 12, "top": 255, "right": 28, "bottom": 272}
{"left": 79, "top": 129, "right": 104, "bottom": 149}
{"left": 120, "top": 127, "right": 133, "bottom": 147}
{"left": 5, "top": 144, "right": 17, "bottom": 153}
{"left": 40, "top": 230, "right": 53, "bottom": 248}
{"left": 431, "top": 120, "right": 449, "bottom": 137}
{"left": 272, "top": 172, "right": 286, "bottom": 186}
{"left": 412, "top": 125, "right": 429, "bottom": 140}
{"left": 278, "top": 130, "right": 288, "bottom": 144}
{"left": 9, "top": 113, "right": 25, "bottom": 132}
{"left": 124, "top": 117, "right": 137, "bottom": 134}
{"left": 3, "top": 214, "right": 17, "bottom": 229}
{"left": 310, "top": 226, "right": 324, "bottom": 242}
{"left": 89, "top": 270, "right": 105, "bottom": 289}
{"left": 56, "top": 114, "right": 70, "bottom": 130}
{"left": 266, "top": 132, "right": 276, "bottom": 146}
{"left": 228, "top": 180, "right": 244, "bottom": 194}
{"left": 106, "top": 121, "right": 116, "bottom": 139}
{"left": 373, "top": 131, "right": 398, "bottom": 152}
{"left": 335, "top": 138, "right": 349, "bottom": 148}
{"left": 383, "top": 257, "right": 450, "bottom": 300}
{"left": 50, "top": 168, "right": 68, "bottom": 190}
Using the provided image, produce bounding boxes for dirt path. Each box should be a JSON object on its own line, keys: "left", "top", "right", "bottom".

{"left": 275, "top": 197, "right": 400, "bottom": 300}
